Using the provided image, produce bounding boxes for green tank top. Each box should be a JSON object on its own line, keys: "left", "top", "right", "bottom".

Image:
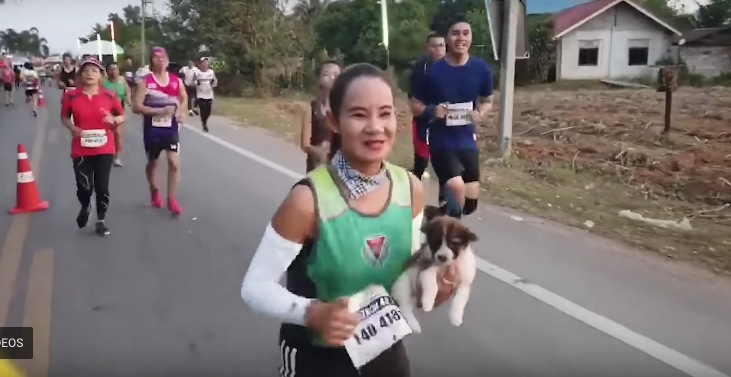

{"left": 306, "top": 164, "right": 413, "bottom": 302}
{"left": 102, "top": 78, "right": 125, "bottom": 103}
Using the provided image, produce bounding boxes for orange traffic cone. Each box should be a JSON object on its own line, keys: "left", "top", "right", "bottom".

{"left": 38, "top": 89, "right": 46, "bottom": 108}
{"left": 9, "top": 144, "right": 49, "bottom": 215}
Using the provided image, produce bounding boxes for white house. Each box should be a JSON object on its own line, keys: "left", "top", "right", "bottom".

{"left": 553, "top": 0, "right": 682, "bottom": 80}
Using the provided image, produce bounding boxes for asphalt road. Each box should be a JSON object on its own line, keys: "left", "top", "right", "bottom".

{"left": 1, "top": 88, "right": 731, "bottom": 377}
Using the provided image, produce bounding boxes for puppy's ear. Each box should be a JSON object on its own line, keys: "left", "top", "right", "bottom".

{"left": 465, "top": 229, "right": 478, "bottom": 243}
{"left": 455, "top": 224, "right": 478, "bottom": 243}
{"left": 423, "top": 205, "right": 444, "bottom": 222}
{"left": 419, "top": 218, "right": 432, "bottom": 234}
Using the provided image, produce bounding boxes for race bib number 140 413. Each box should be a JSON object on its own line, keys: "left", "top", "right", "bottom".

{"left": 343, "top": 285, "right": 412, "bottom": 369}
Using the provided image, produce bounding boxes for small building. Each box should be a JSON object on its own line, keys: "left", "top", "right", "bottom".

{"left": 553, "top": 0, "right": 682, "bottom": 80}
{"left": 677, "top": 25, "right": 731, "bottom": 78}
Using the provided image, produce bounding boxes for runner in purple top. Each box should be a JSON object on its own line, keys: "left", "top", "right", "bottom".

{"left": 132, "top": 47, "right": 188, "bottom": 216}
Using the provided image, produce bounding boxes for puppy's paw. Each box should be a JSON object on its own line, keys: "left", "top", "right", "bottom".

{"left": 409, "top": 320, "right": 422, "bottom": 334}
{"left": 421, "top": 301, "right": 435, "bottom": 313}
{"left": 449, "top": 311, "right": 464, "bottom": 327}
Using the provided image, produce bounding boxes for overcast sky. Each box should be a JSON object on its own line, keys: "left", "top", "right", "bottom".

{"left": 0, "top": 0, "right": 708, "bottom": 54}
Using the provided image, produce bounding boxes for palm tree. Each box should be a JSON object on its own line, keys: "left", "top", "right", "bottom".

{"left": 38, "top": 38, "right": 49, "bottom": 57}
{"left": 0, "top": 29, "right": 20, "bottom": 53}
{"left": 0, "top": 27, "right": 50, "bottom": 56}
{"left": 293, "top": 0, "right": 330, "bottom": 23}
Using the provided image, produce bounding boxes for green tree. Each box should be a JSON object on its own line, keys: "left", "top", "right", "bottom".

{"left": 692, "top": 0, "right": 731, "bottom": 28}
{"left": 0, "top": 27, "right": 50, "bottom": 56}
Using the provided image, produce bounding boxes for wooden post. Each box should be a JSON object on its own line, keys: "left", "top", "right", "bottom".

{"left": 657, "top": 66, "right": 679, "bottom": 139}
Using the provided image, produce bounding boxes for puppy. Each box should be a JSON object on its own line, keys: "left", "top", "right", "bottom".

{"left": 392, "top": 205, "right": 478, "bottom": 333}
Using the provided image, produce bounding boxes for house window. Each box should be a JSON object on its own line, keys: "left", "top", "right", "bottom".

{"left": 628, "top": 39, "right": 650, "bottom": 66}
{"left": 578, "top": 40, "right": 600, "bottom": 66}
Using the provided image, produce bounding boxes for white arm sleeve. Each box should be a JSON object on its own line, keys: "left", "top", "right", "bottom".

{"left": 240, "top": 223, "right": 313, "bottom": 325}
{"left": 412, "top": 210, "right": 424, "bottom": 254}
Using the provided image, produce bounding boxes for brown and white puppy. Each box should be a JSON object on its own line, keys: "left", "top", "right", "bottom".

{"left": 392, "top": 205, "right": 478, "bottom": 333}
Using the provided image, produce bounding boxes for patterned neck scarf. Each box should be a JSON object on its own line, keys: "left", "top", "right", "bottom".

{"left": 331, "top": 150, "right": 388, "bottom": 200}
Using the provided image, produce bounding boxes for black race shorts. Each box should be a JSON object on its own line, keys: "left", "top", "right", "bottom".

{"left": 278, "top": 338, "right": 410, "bottom": 377}
{"left": 144, "top": 134, "right": 180, "bottom": 161}
{"left": 2, "top": 83, "right": 12, "bottom": 92}
{"left": 25, "top": 89, "right": 38, "bottom": 97}
{"left": 430, "top": 148, "right": 480, "bottom": 185}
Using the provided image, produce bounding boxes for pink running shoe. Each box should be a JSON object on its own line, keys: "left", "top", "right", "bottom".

{"left": 150, "top": 188, "right": 163, "bottom": 208}
{"left": 168, "top": 198, "right": 182, "bottom": 216}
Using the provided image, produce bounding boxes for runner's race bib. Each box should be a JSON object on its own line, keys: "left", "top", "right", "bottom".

{"left": 343, "top": 285, "right": 412, "bottom": 369}
{"left": 152, "top": 115, "right": 173, "bottom": 128}
{"left": 80, "top": 130, "right": 107, "bottom": 148}
{"left": 445, "top": 102, "right": 472, "bottom": 127}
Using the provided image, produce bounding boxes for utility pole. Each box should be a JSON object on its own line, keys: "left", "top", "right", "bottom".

{"left": 497, "top": 0, "right": 519, "bottom": 158}
{"left": 140, "top": 0, "right": 150, "bottom": 63}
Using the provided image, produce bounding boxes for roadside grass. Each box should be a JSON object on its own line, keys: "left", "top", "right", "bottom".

{"left": 216, "top": 94, "right": 731, "bottom": 276}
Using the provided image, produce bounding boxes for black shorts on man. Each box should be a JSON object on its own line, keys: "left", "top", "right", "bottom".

{"left": 145, "top": 134, "right": 180, "bottom": 161}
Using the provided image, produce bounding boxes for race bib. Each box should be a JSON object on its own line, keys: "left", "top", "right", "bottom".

{"left": 152, "top": 116, "right": 172, "bottom": 128}
{"left": 445, "top": 102, "right": 473, "bottom": 127}
{"left": 343, "top": 285, "right": 412, "bottom": 369}
{"left": 80, "top": 129, "right": 107, "bottom": 148}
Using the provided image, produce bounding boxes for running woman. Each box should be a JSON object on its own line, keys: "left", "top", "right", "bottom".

{"left": 57, "top": 53, "right": 78, "bottom": 93}
{"left": 13, "top": 64, "right": 21, "bottom": 88}
{"left": 300, "top": 60, "right": 340, "bottom": 172}
{"left": 241, "top": 63, "right": 458, "bottom": 377}
{"left": 103, "top": 62, "right": 132, "bottom": 167}
{"left": 61, "top": 57, "right": 124, "bottom": 236}
{"left": 411, "top": 16, "right": 494, "bottom": 219}
{"left": 1, "top": 61, "right": 15, "bottom": 106}
{"left": 20, "top": 62, "right": 40, "bottom": 117}
{"left": 180, "top": 60, "right": 198, "bottom": 116}
{"left": 409, "top": 31, "right": 446, "bottom": 205}
{"left": 132, "top": 47, "right": 187, "bottom": 216}
{"left": 122, "top": 56, "right": 138, "bottom": 95}
{"left": 194, "top": 57, "right": 217, "bottom": 132}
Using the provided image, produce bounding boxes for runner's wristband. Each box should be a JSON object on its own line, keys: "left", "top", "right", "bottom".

{"left": 423, "top": 104, "right": 437, "bottom": 122}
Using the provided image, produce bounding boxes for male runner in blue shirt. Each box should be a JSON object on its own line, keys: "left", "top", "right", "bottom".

{"left": 411, "top": 16, "right": 494, "bottom": 218}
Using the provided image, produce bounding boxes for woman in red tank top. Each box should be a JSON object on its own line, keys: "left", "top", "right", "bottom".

{"left": 60, "top": 57, "right": 125, "bottom": 237}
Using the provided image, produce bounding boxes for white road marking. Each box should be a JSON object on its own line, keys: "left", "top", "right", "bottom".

{"left": 182, "top": 123, "right": 729, "bottom": 377}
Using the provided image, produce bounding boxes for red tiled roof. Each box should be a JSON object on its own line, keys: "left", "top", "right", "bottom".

{"left": 553, "top": 0, "right": 615, "bottom": 38}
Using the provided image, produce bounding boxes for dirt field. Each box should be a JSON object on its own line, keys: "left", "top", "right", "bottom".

{"left": 217, "top": 86, "right": 731, "bottom": 275}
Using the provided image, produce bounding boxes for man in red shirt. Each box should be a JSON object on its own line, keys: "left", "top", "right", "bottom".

{"left": 61, "top": 57, "right": 125, "bottom": 237}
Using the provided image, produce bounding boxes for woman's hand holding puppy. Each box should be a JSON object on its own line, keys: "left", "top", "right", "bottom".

{"left": 434, "top": 264, "right": 459, "bottom": 307}
{"left": 305, "top": 298, "right": 360, "bottom": 347}
{"left": 416, "top": 264, "right": 458, "bottom": 309}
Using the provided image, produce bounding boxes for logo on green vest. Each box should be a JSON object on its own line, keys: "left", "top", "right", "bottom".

{"left": 363, "top": 235, "right": 389, "bottom": 267}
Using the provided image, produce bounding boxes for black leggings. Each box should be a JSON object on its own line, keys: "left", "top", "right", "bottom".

{"left": 72, "top": 154, "right": 113, "bottom": 220}
{"left": 185, "top": 86, "right": 196, "bottom": 110}
{"left": 197, "top": 98, "right": 213, "bottom": 125}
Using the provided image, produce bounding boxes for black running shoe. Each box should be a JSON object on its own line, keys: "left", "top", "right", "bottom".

{"left": 95, "top": 221, "right": 110, "bottom": 237}
{"left": 202, "top": 123, "right": 209, "bottom": 132}
{"left": 76, "top": 204, "right": 91, "bottom": 228}
{"left": 32, "top": 110, "right": 37, "bottom": 117}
